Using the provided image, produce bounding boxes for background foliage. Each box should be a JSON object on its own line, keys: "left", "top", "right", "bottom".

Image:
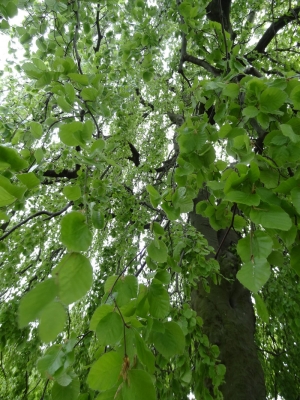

{"left": 0, "top": 0, "right": 300, "bottom": 399}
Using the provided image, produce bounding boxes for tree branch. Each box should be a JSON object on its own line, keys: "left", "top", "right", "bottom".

{"left": 184, "top": 53, "right": 222, "bottom": 77}
{"left": 0, "top": 202, "right": 72, "bottom": 241}
{"left": 73, "top": 1, "right": 83, "bottom": 74}
{"left": 93, "top": 5, "right": 104, "bottom": 52}
{"left": 43, "top": 164, "right": 80, "bottom": 180}
{"left": 248, "top": 6, "right": 300, "bottom": 58}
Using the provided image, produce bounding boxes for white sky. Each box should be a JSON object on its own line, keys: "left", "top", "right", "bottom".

{"left": 0, "top": 10, "right": 27, "bottom": 69}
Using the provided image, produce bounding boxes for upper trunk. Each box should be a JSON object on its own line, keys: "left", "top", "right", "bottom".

{"left": 206, "top": 0, "right": 235, "bottom": 39}
{"left": 190, "top": 192, "right": 266, "bottom": 399}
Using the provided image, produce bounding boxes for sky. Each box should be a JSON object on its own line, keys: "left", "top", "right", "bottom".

{"left": 0, "top": 10, "right": 27, "bottom": 69}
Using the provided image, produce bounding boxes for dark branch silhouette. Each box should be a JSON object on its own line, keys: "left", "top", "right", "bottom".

{"left": 43, "top": 164, "right": 81, "bottom": 180}
{"left": 248, "top": 6, "right": 300, "bottom": 59}
{"left": 0, "top": 202, "right": 72, "bottom": 241}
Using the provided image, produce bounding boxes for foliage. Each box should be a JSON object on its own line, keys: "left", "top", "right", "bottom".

{"left": 0, "top": 0, "right": 300, "bottom": 399}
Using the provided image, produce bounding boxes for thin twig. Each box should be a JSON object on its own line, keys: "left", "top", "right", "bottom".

{"left": 74, "top": 330, "right": 93, "bottom": 348}
{"left": 107, "top": 247, "right": 146, "bottom": 299}
{"left": 0, "top": 202, "right": 72, "bottom": 241}
{"left": 114, "top": 300, "right": 129, "bottom": 356}
{"left": 214, "top": 203, "right": 237, "bottom": 259}
{"left": 40, "top": 379, "right": 49, "bottom": 400}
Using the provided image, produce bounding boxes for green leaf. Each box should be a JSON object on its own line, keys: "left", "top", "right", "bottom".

{"left": 291, "top": 187, "right": 300, "bottom": 214}
{"left": 87, "top": 352, "right": 123, "bottom": 391}
{"left": 259, "top": 88, "right": 287, "bottom": 112}
{"left": 104, "top": 275, "right": 119, "bottom": 293}
{"left": 148, "top": 282, "right": 170, "bottom": 319}
{"left": 161, "top": 202, "right": 180, "bottom": 220}
{"left": 177, "top": 129, "right": 206, "bottom": 154}
{"left": 242, "top": 106, "right": 258, "bottom": 118}
{"left": 267, "top": 250, "right": 284, "bottom": 268}
{"left": 0, "top": 175, "right": 26, "bottom": 199}
{"left": 57, "top": 96, "right": 73, "bottom": 112}
{"left": 91, "top": 209, "right": 105, "bottom": 229}
{"left": 280, "top": 124, "right": 300, "bottom": 143}
{"left": 17, "top": 172, "right": 40, "bottom": 189}
{"left": 290, "top": 85, "right": 300, "bottom": 110}
{"left": 59, "top": 121, "right": 83, "bottom": 146}
{"left": 22, "top": 62, "right": 42, "bottom": 79}
{"left": 52, "top": 378, "right": 80, "bottom": 400}
{"left": 91, "top": 138, "right": 105, "bottom": 153}
{"left": 222, "top": 83, "right": 239, "bottom": 98}
{"left": 81, "top": 87, "right": 99, "bottom": 102}
{"left": 135, "top": 332, "right": 155, "bottom": 374}
{"left": 6, "top": 2, "right": 18, "bottom": 18}
{"left": 96, "top": 312, "right": 123, "bottom": 345}
{"left": 0, "top": 145, "right": 28, "bottom": 171}
{"left": 68, "top": 73, "right": 89, "bottom": 85}
{"left": 248, "top": 161, "right": 260, "bottom": 182}
{"left": 257, "top": 112, "right": 269, "bottom": 129}
{"left": 250, "top": 203, "right": 292, "bottom": 231}
{"left": 122, "top": 369, "right": 156, "bottom": 400}
{"left": 0, "top": 20, "right": 10, "bottom": 30}
{"left": 146, "top": 185, "right": 161, "bottom": 208}
{"left": 152, "top": 221, "right": 165, "bottom": 235}
{"left": 30, "top": 121, "right": 43, "bottom": 139}
{"left": 34, "top": 148, "right": 44, "bottom": 163}
{"left": 53, "top": 253, "right": 93, "bottom": 305}
{"left": 18, "top": 279, "right": 58, "bottom": 328}
{"left": 143, "top": 71, "right": 153, "bottom": 82}
{"left": 155, "top": 269, "right": 171, "bottom": 284}
{"left": 90, "top": 304, "right": 114, "bottom": 330}
{"left": 152, "top": 321, "right": 185, "bottom": 358}
{"left": 290, "top": 245, "right": 300, "bottom": 276}
{"left": 0, "top": 186, "right": 16, "bottom": 207}
{"left": 39, "top": 301, "right": 66, "bottom": 343}
{"left": 253, "top": 293, "right": 269, "bottom": 323}
{"left": 224, "top": 190, "right": 260, "bottom": 206}
{"left": 114, "top": 275, "right": 138, "bottom": 306}
{"left": 237, "top": 231, "right": 273, "bottom": 262}
{"left": 237, "top": 259, "right": 271, "bottom": 293}
{"left": 37, "top": 345, "right": 64, "bottom": 376}
{"left": 60, "top": 211, "right": 92, "bottom": 251}
{"left": 64, "top": 82, "right": 75, "bottom": 104}
{"left": 147, "top": 240, "right": 168, "bottom": 263}
{"left": 63, "top": 185, "right": 81, "bottom": 201}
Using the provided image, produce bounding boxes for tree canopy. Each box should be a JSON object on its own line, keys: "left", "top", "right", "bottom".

{"left": 0, "top": 0, "right": 300, "bottom": 399}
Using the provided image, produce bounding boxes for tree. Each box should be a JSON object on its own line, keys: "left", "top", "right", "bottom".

{"left": 0, "top": 0, "right": 300, "bottom": 399}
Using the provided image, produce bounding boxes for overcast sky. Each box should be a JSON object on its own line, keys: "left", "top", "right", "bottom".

{"left": 0, "top": 10, "right": 26, "bottom": 69}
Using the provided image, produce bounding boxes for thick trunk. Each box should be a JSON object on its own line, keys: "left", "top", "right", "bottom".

{"left": 190, "top": 195, "right": 266, "bottom": 399}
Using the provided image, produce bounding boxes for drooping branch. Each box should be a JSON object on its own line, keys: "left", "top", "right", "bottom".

{"left": 179, "top": 32, "right": 221, "bottom": 77}
{"left": 248, "top": 6, "right": 300, "bottom": 59}
{"left": 0, "top": 202, "right": 72, "bottom": 241}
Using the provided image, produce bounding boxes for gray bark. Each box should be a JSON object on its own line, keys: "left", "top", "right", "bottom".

{"left": 190, "top": 192, "right": 266, "bottom": 400}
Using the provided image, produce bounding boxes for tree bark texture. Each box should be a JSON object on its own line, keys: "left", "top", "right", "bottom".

{"left": 190, "top": 193, "right": 266, "bottom": 399}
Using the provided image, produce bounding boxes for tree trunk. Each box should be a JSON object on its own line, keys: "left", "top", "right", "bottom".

{"left": 190, "top": 194, "right": 266, "bottom": 399}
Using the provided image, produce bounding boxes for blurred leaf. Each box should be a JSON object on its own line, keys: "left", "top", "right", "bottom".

{"left": 53, "top": 253, "right": 93, "bottom": 305}
{"left": 60, "top": 212, "right": 92, "bottom": 251}
{"left": 87, "top": 352, "right": 123, "bottom": 391}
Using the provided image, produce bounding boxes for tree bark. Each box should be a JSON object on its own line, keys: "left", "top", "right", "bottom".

{"left": 190, "top": 193, "right": 266, "bottom": 399}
